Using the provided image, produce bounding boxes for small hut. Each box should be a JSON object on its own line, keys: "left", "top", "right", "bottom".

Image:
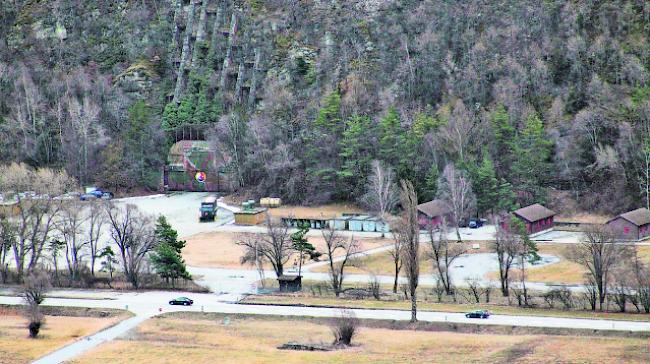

{"left": 278, "top": 275, "right": 302, "bottom": 292}
{"left": 512, "top": 204, "right": 555, "bottom": 234}
{"left": 606, "top": 208, "right": 650, "bottom": 241}
{"left": 416, "top": 199, "right": 452, "bottom": 229}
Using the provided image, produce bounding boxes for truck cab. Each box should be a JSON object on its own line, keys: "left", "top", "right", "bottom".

{"left": 200, "top": 195, "right": 218, "bottom": 221}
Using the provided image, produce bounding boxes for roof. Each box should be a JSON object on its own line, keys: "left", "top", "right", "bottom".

{"left": 417, "top": 199, "right": 452, "bottom": 218}
{"left": 513, "top": 204, "right": 555, "bottom": 222}
{"left": 278, "top": 275, "right": 301, "bottom": 281}
{"left": 611, "top": 208, "right": 650, "bottom": 227}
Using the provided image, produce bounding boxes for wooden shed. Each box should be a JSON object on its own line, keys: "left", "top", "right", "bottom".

{"left": 278, "top": 275, "right": 302, "bottom": 292}
{"left": 234, "top": 208, "right": 268, "bottom": 225}
{"left": 417, "top": 199, "right": 452, "bottom": 229}
{"left": 606, "top": 208, "right": 650, "bottom": 241}
{"left": 512, "top": 204, "right": 555, "bottom": 234}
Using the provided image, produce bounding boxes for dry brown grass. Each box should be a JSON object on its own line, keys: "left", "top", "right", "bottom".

{"left": 183, "top": 231, "right": 392, "bottom": 269}
{"left": 0, "top": 310, "right": 124, "bottom": 364}
{"left": 68, "top": 315, "right": 650, "bottom": 364}
{"left": 555, "top": 213, "right": 611, "bottom": 224}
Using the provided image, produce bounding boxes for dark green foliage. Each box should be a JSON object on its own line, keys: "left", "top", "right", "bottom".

{"left": 2, "top": 0, "right": 650, "bottom": 212}
{"left": 151, "top": 216, "right": 190, "bottom": 285}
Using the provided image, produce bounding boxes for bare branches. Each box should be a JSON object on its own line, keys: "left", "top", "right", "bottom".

{"left": 321, "top": 224, "right": 359, "bottom": 297}
{"left": 568, "top": 225, "right": 633, "bottom": 310}
{"left": 427, "top": 221, "right": 466, "bottom": 295}
{"left": 437, "top": 164, "right": 475, "bottom": 241}
{"left": 105, "top": 203, "right": 157, "bottom": 289}
{"left": 395, "top": 180, "right": 419, "bottom": 322}
{"left": 237, "top": 215, "right": 293, "bottom": 278}
{"left": 362, "top": 160, "right": 398, "bottom": 217}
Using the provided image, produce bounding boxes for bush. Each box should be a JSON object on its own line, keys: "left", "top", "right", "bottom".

{"left": 330, "top": 309, "right": 359, "bottom": 346}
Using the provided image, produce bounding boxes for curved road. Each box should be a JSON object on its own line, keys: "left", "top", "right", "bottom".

{"left": 1, "top": 290, "right": 649, "bottom": 364}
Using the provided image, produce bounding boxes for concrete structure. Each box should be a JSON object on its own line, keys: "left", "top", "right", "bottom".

{"left": 417, "top": 199, "right": 452, "bottom": 229}
{"left": 234, "top": 208, "right": 267, "bottom": 225}
{"left": 348, "top": 215, "right": 370, "bottom": 231}
{"left": 606, "top": 208, "right": 650, "bottom": 241}
{"left": 513, "top": 203, "right": 555, "bottom": 234}
{"left": 329, "top": 216, "right": 352, "bottom": 230}
{"left": 163, "top": 140, "right": 230, "bottom": 192}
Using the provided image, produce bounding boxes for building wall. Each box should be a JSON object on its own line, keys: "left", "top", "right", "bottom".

{"left": 527, "top": 216, "right": 554, "bottom": 234}
{"left": 607, "top": 217, "right": 640, "bottom": 240}
{"left": 418, "top": 212, "right": 449, "bottom": 230}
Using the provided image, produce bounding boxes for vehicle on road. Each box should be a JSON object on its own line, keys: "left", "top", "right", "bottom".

{"left": 199, "top": 195, "right": 219, "bottom": 221}
{"left": 465, "top": 310, "right": 490, "bottom": 319}
{"left": 169, "top": 297, "right": 194, "bottom": 306}
{"left": 80, "top": 187, "right": 113, "bottom": 201}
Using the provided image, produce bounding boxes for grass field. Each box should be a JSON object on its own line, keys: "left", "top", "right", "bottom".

{"left": 183, "top": 231, "right": 392, "bottom": 269}
{"left": 0, "top": 307, "right": 127, "bottom": 364}
{"left": 241, "top": 295, "right": 650, "bottom": 322}
{"left": 68, "top": 314, "right": 650, "bottom": 364}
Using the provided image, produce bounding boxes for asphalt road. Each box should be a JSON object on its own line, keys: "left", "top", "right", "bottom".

{"left": 3, "top": 289, "right": 650, "bottom": 363}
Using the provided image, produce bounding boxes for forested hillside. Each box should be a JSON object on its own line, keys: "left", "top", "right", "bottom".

{"left": 1, "top": 0, "right": 650, "bottom": 214}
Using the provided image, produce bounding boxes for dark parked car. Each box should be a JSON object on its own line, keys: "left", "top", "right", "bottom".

{"left": 468, "top": 218, "right": 484, "bottom": 229}
{"left": 169, "top": 297, "right": 194, "bottom": 306}
{"left": 465, "top": 310, "right": 490, "bottom": 319}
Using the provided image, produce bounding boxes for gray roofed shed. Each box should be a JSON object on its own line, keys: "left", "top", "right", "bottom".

{"left": 417, "top": 199, "right": 452, "bottom": 218}
{"left": 513, "top": 204, "right": 555, "bottom": 223}
{"left": 613, "top": 208, "right": 650, "bottom": 226}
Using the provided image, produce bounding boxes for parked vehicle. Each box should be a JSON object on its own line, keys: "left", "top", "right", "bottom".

{"left": 169, "top": 297, "right": 193, "bottom": 306}
{"left": 468, "top": 218, "right": 484, "bottom": 229}
{"left": 199, "top": 195, "right": 219, "bottom": 221}
{"left": 465, "top": 310, "right": 490, "bottom": 319}
{"left": 80, "top": 187, "right": 113, "bottom": 201}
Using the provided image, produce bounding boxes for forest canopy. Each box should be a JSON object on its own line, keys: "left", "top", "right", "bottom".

{"left": 1, "top": 0, "right": 650, "bottom": 214}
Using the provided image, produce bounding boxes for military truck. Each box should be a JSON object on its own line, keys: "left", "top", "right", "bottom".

{"left": 199, "top": 195, "right": 219, "bottom": 221}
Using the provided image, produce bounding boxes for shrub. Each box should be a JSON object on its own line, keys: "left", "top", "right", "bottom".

{"left": 330, "top": 309, "right": 359, "bottom": 346}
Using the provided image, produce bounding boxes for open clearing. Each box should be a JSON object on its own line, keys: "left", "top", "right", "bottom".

{"left": 68, "top": 314, "right": 650, "bottom": 364}
{"left": 183, "top": 231, "right": 392, "bottom": 269}
{"left": 0, "top": 307, "right": 126, "bottom": 364}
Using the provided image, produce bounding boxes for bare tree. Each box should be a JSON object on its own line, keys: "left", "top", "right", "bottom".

{"left": 395, "top": 180, "right": 420, "bottom": 322}
{"left": 87, "top": 201, "right": 105, "bottom": 276}
{"left": 321, "top": 225, "right": 359, "bottom": 297}
{"left": 437, "top": 164, "right": 475, "bottom": 241}
{"left": 0, "top": 164, "right": 75, "bottom": 277}
{"left": 437, "top": 100, "right": 475, "bottom": 162}
{"left": 238, "top": 215, "right": 293, "bottom": 279}
{"left": 105, "top": 203, "right": 157, "bottom": 289}
{"left": 362, "top": 160, "right": 398, "bottom": 217}
{"left": 388, "top": 221, "right": 403, "bottom": 293}
{"left": 427, "top": 220, "right": 466, "bottom": 295}
{"left": 492, "top": 217, "right": 520, "bottom": 296}
{"left": 57, "top": 200, "right": 88, "bottom": 280}
{"left": 0, "top": 216, "right": 16, "bottom": 283}
{"left": 568, "top": 226, "right": 632, "bottom": 311}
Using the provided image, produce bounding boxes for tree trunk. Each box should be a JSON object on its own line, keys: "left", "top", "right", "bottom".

{"left": 173, "top": 0, "right": 197, "bottom": 103}
{"left": 393, "top": 261, "right": 399, "bottom": 294}
{"left": 410, "top": 290, "right": 417, "bottom": 322}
